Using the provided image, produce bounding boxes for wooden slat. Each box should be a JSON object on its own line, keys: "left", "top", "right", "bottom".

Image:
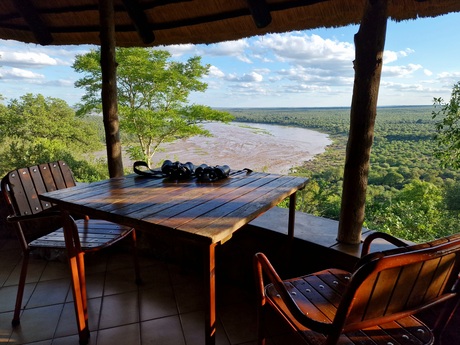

{"left": 39, "top": 172, "right": 308, "bottom": 245}
{"left": 378, "top": 320, "right": 424, "bottom": 345}
{"left": 396, "top": 316, "right": 434, "bottom": 344}
{"left": 424, "top": 254, "right": 455, "bottom": 300}
{"left": 189, "top": 177, "right": 307, "bottom": 241}
{"left": 39, "top": 163, "right": 57, "bottom": 192}
{"left": 157, "top": 174, "right": 287, "bottom": 230}
{"left": 48, "top": 161, "right": 68, "bottom": 189}
{"left": 364, "top": 267, "right": 400, "bottom": 320}
{"left": 28, "top": 165, "right": 53, "bottom": 210}
{"left": 406, "top": 259, "right": 440, "bottom": 308}
{"left": 58, "top": 160, "right": 77, "bottom": 187}
{"left": 130, "top": 173, "right": 271, "bottom": 222}
{"left": 16, "top": 167, "right": 40, "bottom": 215}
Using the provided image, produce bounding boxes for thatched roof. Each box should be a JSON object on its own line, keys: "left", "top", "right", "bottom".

{"left": 1, "top": 0, "right": 459, "bottom": 47}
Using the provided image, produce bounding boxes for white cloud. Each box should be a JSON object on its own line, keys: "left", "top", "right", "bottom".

{"left": 159, "top": 44, "right": 197, "bottom": 57}
{"left": 253, "top": 32, "right": 354, "bottom": 67}
{"left": 208, "top": 65, "right": 225, "bottom": 78}
{"left": 200, "top": 39, "right": 252, "bottom": 63}
{"left": 383, "top": 63, "right": 422, "bottom": 77}
{"left": 0, "top": 67, "right": 44, "bottom": 80}
{"left": 423, "top": 69, "right": 433, "bottom": 76}
{"left": 384, "top": 48, "right": 415, "bottom": 64}
{"left": 226, "top": 71, "right": 263, "bottom": 82}
{"left": 0, "top": 51, "right": 58, "bottom": 68}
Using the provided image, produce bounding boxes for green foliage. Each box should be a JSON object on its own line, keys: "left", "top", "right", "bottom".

{"left": 0, "top": 94, "right": 106, "bottom": 181}
{"left": 432, "top": 81, "right": 460, "bottom": 169}
{"left": 230, "top": 106, "right": 460, "bottom": 243}
{"left": 73, "top": 48, "right": 234, "bottom": 166}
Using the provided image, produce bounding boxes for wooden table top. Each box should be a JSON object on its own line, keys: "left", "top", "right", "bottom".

{"left": 40, "top": 171, "right": 308, "bottom": 244}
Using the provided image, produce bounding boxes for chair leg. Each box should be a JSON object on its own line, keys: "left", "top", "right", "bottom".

{"left": 257, "top": 304, "right": 267, "bottom": 345}
{"left": 131, "top": 229, "right": 142, "bottom": 285}
{"left": 12, "top": 252, "right": 30, "bottom": 327}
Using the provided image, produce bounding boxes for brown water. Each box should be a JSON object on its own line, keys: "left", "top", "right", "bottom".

{"left": 147, "top": 122, "right": 331, "bottom": 174}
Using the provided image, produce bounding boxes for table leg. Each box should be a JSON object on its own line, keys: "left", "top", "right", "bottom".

{"left": 288, "top": 192, "right": 297, "bottom": 240}
{"left": 204, "top": 243, "right": 217, "bottom": 345}
{"left": 61, "top": 210, "right": 90, "bottom": 344}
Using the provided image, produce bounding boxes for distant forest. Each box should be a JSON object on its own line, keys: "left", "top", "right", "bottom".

{"left": 227, "top": 106, "right": 460, "bottom": 243}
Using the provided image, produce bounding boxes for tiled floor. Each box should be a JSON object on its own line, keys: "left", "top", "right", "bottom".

{"left": 1, "top": 238, "right": 296, "bottom": 345}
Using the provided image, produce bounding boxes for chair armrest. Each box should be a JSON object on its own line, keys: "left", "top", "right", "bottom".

{"left": 7, "top": 210, "right": 62, "bottom": 223}
{"left": 253, "top": 252, "right": 333, "bottom": 334}
{"left": 361, "top": 231, "right": 409, "bottom": 257}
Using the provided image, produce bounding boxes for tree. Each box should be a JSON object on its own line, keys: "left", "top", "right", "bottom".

{"left": 432, "top": 81, "right": 460, "bottom": 169}
{"left": 73, "top": 48, "right": 233, "bottom": 166}
{"left": 0, "top": 93, "right": 104, "bottom": 178}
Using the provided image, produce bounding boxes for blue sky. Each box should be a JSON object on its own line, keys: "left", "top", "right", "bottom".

{"left": 0, "top": 12, "right": 459, "bottom": 108}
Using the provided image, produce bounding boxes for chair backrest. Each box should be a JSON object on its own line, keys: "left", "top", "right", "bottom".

{"left": 1, "top": 161, "right": 76, "bottom": 249}
{"left": 2, "top": 161, "right": 76, "bottom": 217}
{"left": 335, "top": 235, "right": 460, "bottom": 333}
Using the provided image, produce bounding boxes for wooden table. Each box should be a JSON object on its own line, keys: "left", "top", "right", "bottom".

{"left": 40, "top": 170, "right": 308, "bottom": 345}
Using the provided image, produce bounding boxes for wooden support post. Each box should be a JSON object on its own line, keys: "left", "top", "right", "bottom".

{"left": 99, "top": 0, "right": 124, "bottom": 178}
{"left": 338, "top": 0, "right": 388, "bottom": 244}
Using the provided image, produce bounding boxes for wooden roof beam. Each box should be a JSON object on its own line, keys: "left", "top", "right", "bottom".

{"left": 12, "top": 0, "right": 53, "bottom": 45}
{"left": 247, "top": 0, "right": 272, "bottom": 28}
{"left": 121, "top": 0, "right": 155, "bottom": 44}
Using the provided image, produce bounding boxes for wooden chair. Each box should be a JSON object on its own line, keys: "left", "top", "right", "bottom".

{"left": 1, "top": 160, "right": 141, "bottom": 327}
{"left": 254, "top": 232, "right": 460, "bottom": 345}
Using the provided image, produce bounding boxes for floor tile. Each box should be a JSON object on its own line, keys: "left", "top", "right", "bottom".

{"left": 219, "top": 301, "right": 258, "bottom": 344}
{"left": 180, "top": 310, "right": 229, "bottom": 345}
{"left": 139, "top": 285, "right": 178, "bottom": 321}
{"left": 26, "top": 279, "right": 70, "bottom": 309}
{"left": 8, "top": 304, "right": 62, "bottom": 344}
{"left": 97, "top": 323, "right": 140, "bottom": 345}
{"left": 0, "top": 310, "right": 14, "bottom": 343}
{"left": 102, "top": 268, "right": 139, "bottom": 296}
{"left": 99, "top": 291, "right": 139, "bottom": 329}
{"left": 0, "top": 283, "right": 35, "bottom": 313}
{"left": 3, "top": 259, "right": 47, "bottom": 287}
{"left": 140, "top": 316, "right": 185, "bottom": 345}
{"left": 54, "top": 298, "right": 102, "bottom": 338}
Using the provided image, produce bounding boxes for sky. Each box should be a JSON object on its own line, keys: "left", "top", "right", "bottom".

{"left": 0, "top": 12, "right": 459, "bottom": 108}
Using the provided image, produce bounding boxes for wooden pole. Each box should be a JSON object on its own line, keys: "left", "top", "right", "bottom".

{"left": 99, "top": 0, "right": 124, "bottom": 178}
{"left": 338, "top": 0, "right": 388, "bottom": 244}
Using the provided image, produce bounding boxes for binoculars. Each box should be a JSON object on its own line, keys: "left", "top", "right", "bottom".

{"left": 195, "top": 164, "right": 230, "bottom": 182}
{"left": 161, "top": 160, "right": 195, "bottom": 180}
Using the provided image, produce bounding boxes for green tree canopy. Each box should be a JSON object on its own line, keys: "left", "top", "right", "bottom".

{"left": 73, "top": 48, "right": 233, "bottom": 166}
{"left": 0, "top": 93, "right": 104, "bottom": 177}
{"left": 433, "top": 81, "right": 460, "bottom": 169}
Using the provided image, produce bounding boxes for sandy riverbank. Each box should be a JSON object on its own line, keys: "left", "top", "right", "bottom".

{"left": 116, "top": 122, "right": 331, "bottom": 174}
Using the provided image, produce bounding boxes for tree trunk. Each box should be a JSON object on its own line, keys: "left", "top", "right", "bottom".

{"left": 338, "top": 0, "right": 388, "bottom": 244}
{"left": 99, "top": 0, "right": 124, "bottom": 178}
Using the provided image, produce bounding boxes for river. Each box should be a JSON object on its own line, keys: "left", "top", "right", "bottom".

{"left": 145, "top": 122, "right": 331, "bottom": 174}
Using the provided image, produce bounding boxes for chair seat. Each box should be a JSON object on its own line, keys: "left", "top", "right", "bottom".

{"left": 29, "top": 218, "right": 134, "bottom": 251}
{"left": 265, "top": 268, "right": 434, "bottom": 345}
